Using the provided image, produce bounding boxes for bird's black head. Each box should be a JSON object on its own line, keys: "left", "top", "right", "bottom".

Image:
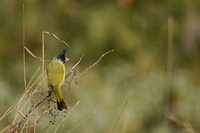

{"left": 54, "top": 50, "right": 69, "bottom": 63}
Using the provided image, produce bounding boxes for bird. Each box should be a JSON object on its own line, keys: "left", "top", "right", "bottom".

{"left": 47, "top": 50, "right": 69, "bottom": 111}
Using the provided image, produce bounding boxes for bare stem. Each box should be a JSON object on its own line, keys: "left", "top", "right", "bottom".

{"left": 24, "top": 46, "right": 42, "bottom": 60}
{"left": 163, "top": 16, "right": 174, "bottom": 127}
{"left": 76, "top": 49, "right": 114, "bottom": 81}
{"left": 42, "top": 32, "right": 45, "bottom": 75}
{"left": 13, "top": 90, "right": 54, "bottom": 131}
{"left": 110, "top": 99, "right": 128, "bottom": 133}
{"left": 65, "top": 54, "right": 84, "bottom": 80}
{"left": 43, "top": 31, "right": 70, "bottom": 47}
{"left": 167, "top": 112, "right": 196, "bottom": 133}
{"left": 22, "top": 4, "right": 27, "bottom": 89}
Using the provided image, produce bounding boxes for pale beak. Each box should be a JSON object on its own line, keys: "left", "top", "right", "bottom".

{"left": 65, "top": 58, "right": 69, "bottom": 62}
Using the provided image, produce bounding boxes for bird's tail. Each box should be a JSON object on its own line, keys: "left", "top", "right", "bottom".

{"left": 54, "top": 87, "right": 68, "bottom": 111}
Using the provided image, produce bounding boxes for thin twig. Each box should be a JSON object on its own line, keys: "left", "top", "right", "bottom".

{"left": 17, "top": 110, "right": 26, "bottom": 118}
{"left": 163, "top": 16, "right": 174, "bottom": 127}
{"left": 65, "top": 54, "right": 84, "bottom": 80}
{"left": 43, "top": 31, "right": 70, "bottom": 47}
{"left": 34, "top": 111, "right": 38, "bottom": 133}
{"left": 110, "top": 99, "right": 128, "bottom": 133}
{"left": 12, "top": 89, "right": 32, "bottom": 126}
{"left": 71, "top": 55, "right": 84, "bottom": 70}
{"left": 24, "top": 46, "right": 50, "bottom": 62}
{"left": 121, "top": 110, "right": 129, "bottom": 133}
{"left": 0, "top": 105, "right": 14, "bottom": 121}
{"left": 22, "top": 4, "right": 27, "bottom": 89}
{"left": 42, "top": 32, "right": 45, "bottom": 75}
{"left": 167, "top": 112, "right": 196, "bottom": 133}
{"left": 1, "top": 126, "right": 9, "bottom": 133}
{"left": 13, "top": 90, "right": 54, "bottom": 131}
{"left": 24, "top": 46, "right": 42, "bottom": 60}
{"left": 76, "top": 49, "right": 114, "bottom": 81}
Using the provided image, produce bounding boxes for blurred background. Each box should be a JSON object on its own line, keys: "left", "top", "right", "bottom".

{"left": 0, "top": 0, "right": 200, "bottom": 132}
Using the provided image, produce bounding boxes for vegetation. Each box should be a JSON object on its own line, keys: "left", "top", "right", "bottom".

{"left": 0, "top": 0, "right": 200, "bottom": 132}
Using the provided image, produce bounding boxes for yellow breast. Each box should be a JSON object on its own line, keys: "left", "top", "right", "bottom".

{"left": 47, "top": 60, "right": 65, "bottom": 87}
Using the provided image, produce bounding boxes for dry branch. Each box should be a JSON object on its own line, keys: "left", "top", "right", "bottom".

{"left": 76, "top": 49, "right": 114, "bottom": 81}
